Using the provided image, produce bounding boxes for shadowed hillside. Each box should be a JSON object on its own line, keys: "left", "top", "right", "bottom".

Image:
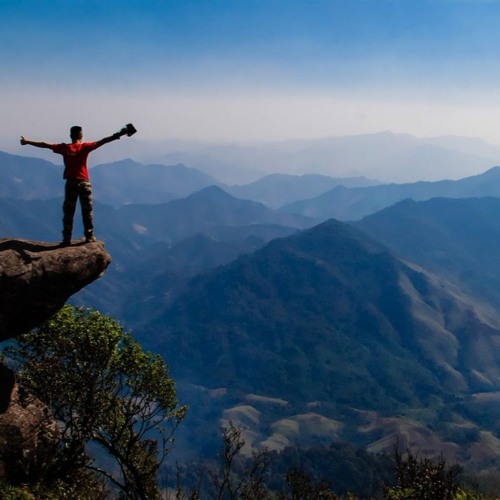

{"left": 90, "top": 159, "right": 219, "bottom": 206}
{"left": 119, "top": 186, "right": 312, "bottom": 243}
{"left": 355, "top": 196, "right": 500, "bottom": 310}
{"left": 142, "top": 219, "right": 500, "bottom": 401}
{"left": 133, "top": 219, "right": 500, "bottom": 466}
{"left": 0, "top": 151, "right": 60, "bottom": 200}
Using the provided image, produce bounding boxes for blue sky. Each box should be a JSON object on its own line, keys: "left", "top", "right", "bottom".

{"left": 3, "top": 0, "right": 500, "bottom": 144}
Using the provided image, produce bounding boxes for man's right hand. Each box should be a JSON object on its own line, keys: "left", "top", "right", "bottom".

{"left": 20, "top": 136, "right": 27, "bottom": 145}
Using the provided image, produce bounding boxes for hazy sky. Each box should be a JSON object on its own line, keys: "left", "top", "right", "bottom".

{"left": 4, "top": 0, "right": 500, "bottom": 145}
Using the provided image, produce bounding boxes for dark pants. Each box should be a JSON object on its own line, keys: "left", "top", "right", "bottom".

{"left": 62, "top": 180, "right": 94, "bottom": 241}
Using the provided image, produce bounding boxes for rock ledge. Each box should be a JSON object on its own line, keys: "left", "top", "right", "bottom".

{"left": 0, "top": 238, "right": 112, "bottom": 484}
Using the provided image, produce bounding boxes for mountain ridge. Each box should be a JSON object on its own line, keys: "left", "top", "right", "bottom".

{"left": 133, "top": 217, "right": 500, "bottom": 465}
{"left": 144, "top": 131, "right": 500, "bottom": 183}
{"left": 141, "top": 218, "right": 500, "bottom": 399}
{"left": 355, "top": 196, "right": 500, "bottom": 310}
{"left": 281, "top": 165, "right": 500, "bottom": 221}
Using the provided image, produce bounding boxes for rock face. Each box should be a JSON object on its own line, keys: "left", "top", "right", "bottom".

{"left": 0, "top": 239, "right": 112, "bottom": 484}
{"left": 0, "top": 384, "right": 60, "bottom": 484}
{"left": 0, "top": 239, "right": 111, "bottom": 342}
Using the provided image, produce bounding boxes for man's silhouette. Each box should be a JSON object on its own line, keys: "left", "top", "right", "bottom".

{"left": 20, "top": 125, "right": 133, "bottom": 245}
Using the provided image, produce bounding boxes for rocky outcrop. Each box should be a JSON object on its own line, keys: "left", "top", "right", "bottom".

{"left": 0, "top": 239, "right": 111, "bottom": 484}
{"left": 0, "top": 384, "right": 59, "bottom": 484}
{"left": 0, "top": 239, "right": 111, "bottom": 342}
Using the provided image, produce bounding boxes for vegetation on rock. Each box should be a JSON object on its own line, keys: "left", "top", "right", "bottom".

{"left": 4, "top": 305, "right": 186, "bottom": 499}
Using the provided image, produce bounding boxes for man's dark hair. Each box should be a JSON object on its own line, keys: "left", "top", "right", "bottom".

{"left": 70, "top": 126, "right": 83, "bottom": 139}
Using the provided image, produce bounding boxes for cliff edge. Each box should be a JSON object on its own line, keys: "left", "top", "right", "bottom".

{"left": 0, "top": 239, "right": 111, "bottom": 484}
{"left": 0, "top": 239, "right": 111, "bottom": 342}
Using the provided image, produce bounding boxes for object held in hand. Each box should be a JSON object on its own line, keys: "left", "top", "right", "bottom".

{"left": 124, "top": 123, "right": 137, "bottom": 136}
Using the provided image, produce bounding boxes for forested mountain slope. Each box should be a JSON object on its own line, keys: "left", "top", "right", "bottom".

{"left": 356, "top": 197, "right": 500, "bottom": 309}
{"left": 130, "top": 219, "right": 500, "bottom": 467}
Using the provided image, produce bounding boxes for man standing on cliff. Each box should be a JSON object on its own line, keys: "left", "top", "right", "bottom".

{"left": 20, "top": 124, "right": 136, "bottom": 245}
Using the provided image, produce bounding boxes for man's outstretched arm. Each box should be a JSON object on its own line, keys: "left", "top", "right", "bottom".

{"left": 20, "top": 136, "right": 53, "bottom": 149}
{"left": 93, "top": 127, "right": 128, "bottom": 149}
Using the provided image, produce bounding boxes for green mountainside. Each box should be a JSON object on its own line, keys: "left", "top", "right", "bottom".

{"left": 119, "top": 186, "right": 312, "bottom": 243}
{"left": 141, "top": 218, "right": 500, "bottom": 400}
{"left": 136, "top": 219, "right": 500, "bottom": 466}
{"left": 356, "top": 197, "right": 500, "bottom": 309}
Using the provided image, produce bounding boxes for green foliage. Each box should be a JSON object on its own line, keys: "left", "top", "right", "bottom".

{"left": 0, "top": 479, "right": 106, "bottom": 500}
{"left": 0, "top": 482, "right": 35, "bottom": 500}
{"left": 172, "top": 424, "right": 369, "bottom": 500}
{"left": 171, "top": 431, "right": 497, "bottom": 500}
{"left": 4, "top": 305, "right": 186, "bottom": 499}
{"left": 278, "top": 468, "right": 338, "bottom": 499}
{"left": 262, "top": 442, "right": 394, "bottom": 498}
{"left": 384, "top": 449, "right": 463, "bottom": 500}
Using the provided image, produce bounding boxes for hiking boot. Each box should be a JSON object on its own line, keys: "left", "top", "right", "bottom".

{"left": 85, "top": 235, "right": 97, "bottom": 243}
{"left": 60, "top": 239, "right": 71, "bottom": 247}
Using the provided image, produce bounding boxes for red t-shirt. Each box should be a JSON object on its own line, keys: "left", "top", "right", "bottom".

{"left": 51, "top": 142, "right": 98, "bottom": 181}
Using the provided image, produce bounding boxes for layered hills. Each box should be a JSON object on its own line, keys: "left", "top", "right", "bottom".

{"left": 5, "top": 149, "right": 500, "bottom": 474}
{"left": 281, "top": 166, "right": 500, "bottom": 221}
{"left": 119, "top": 186, "right": 312, "bottom": 243}
{"left": 0, "top": 150, "right": 374, "bottom": 210}
{"left": 90, "top": 159, "right": 217, "bottom": 207}
{"left": 226, "top": 173, "right": 380, "bottom": 208}
{"left": 0, "top": 151, "right": 60, "bottom": 200}
{"left": 0, "top": 187, "right": 310, "bottom": 320}
{"left": 0, "top": 151, "right": 220, "bottom": 205}
{"left": 144, "top": 132, "right": 500, "bottom": 183}
{"left": 134, "top": 218, "right": 500, "bottom": 466}
{"left": 143, "top": 218, "right": 494, "bottom": 399}
{"left": 6, "top": 147, "right": 500, "bottom": 224}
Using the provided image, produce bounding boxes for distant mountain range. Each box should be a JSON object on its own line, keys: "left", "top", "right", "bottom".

{"left": 5, "top": 149, "right": 500, "bottom": 224}
{"left": 0, "top": 151, "right": 222, "bottom": 207}
{"left": 9, "top": 131, "right": 500, "bottom": 184}
{"left": 0, "top": 151, "right": 61, "bottom": 200}
{"left": 139, "top": 131, "right": 500, "bottom": 183}
{"left": 225, "top": 173, "right": 380, "bottom": 208}
{"left": 118, "top": 186, "right": 311, "bottom": 243}
{"left": 0, "top": 150, "right": 379, "bottom": 209}
{"left": 90, "top": 159, "right": 217, "bottom": 206}
{"left": 281, "top": 166, "right": 500, "bottom": 221}
{"left": 0, "top": 187, "right": 309, "bottom": 319}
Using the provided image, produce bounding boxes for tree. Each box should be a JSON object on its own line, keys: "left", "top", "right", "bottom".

{"left": 279, "top": 468, "right": 338, "bottom": 500}
{"left": 170, "top": 422, "right": 272, "bottom": 499}
{"left": 4, "top": 305, "right": 186, "bottom": 499}
{"left": 383, "top": 448, "right": 463, "bottom": 500}
{"left": 211, "top": 421, "right": 271, "bottom": 500}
